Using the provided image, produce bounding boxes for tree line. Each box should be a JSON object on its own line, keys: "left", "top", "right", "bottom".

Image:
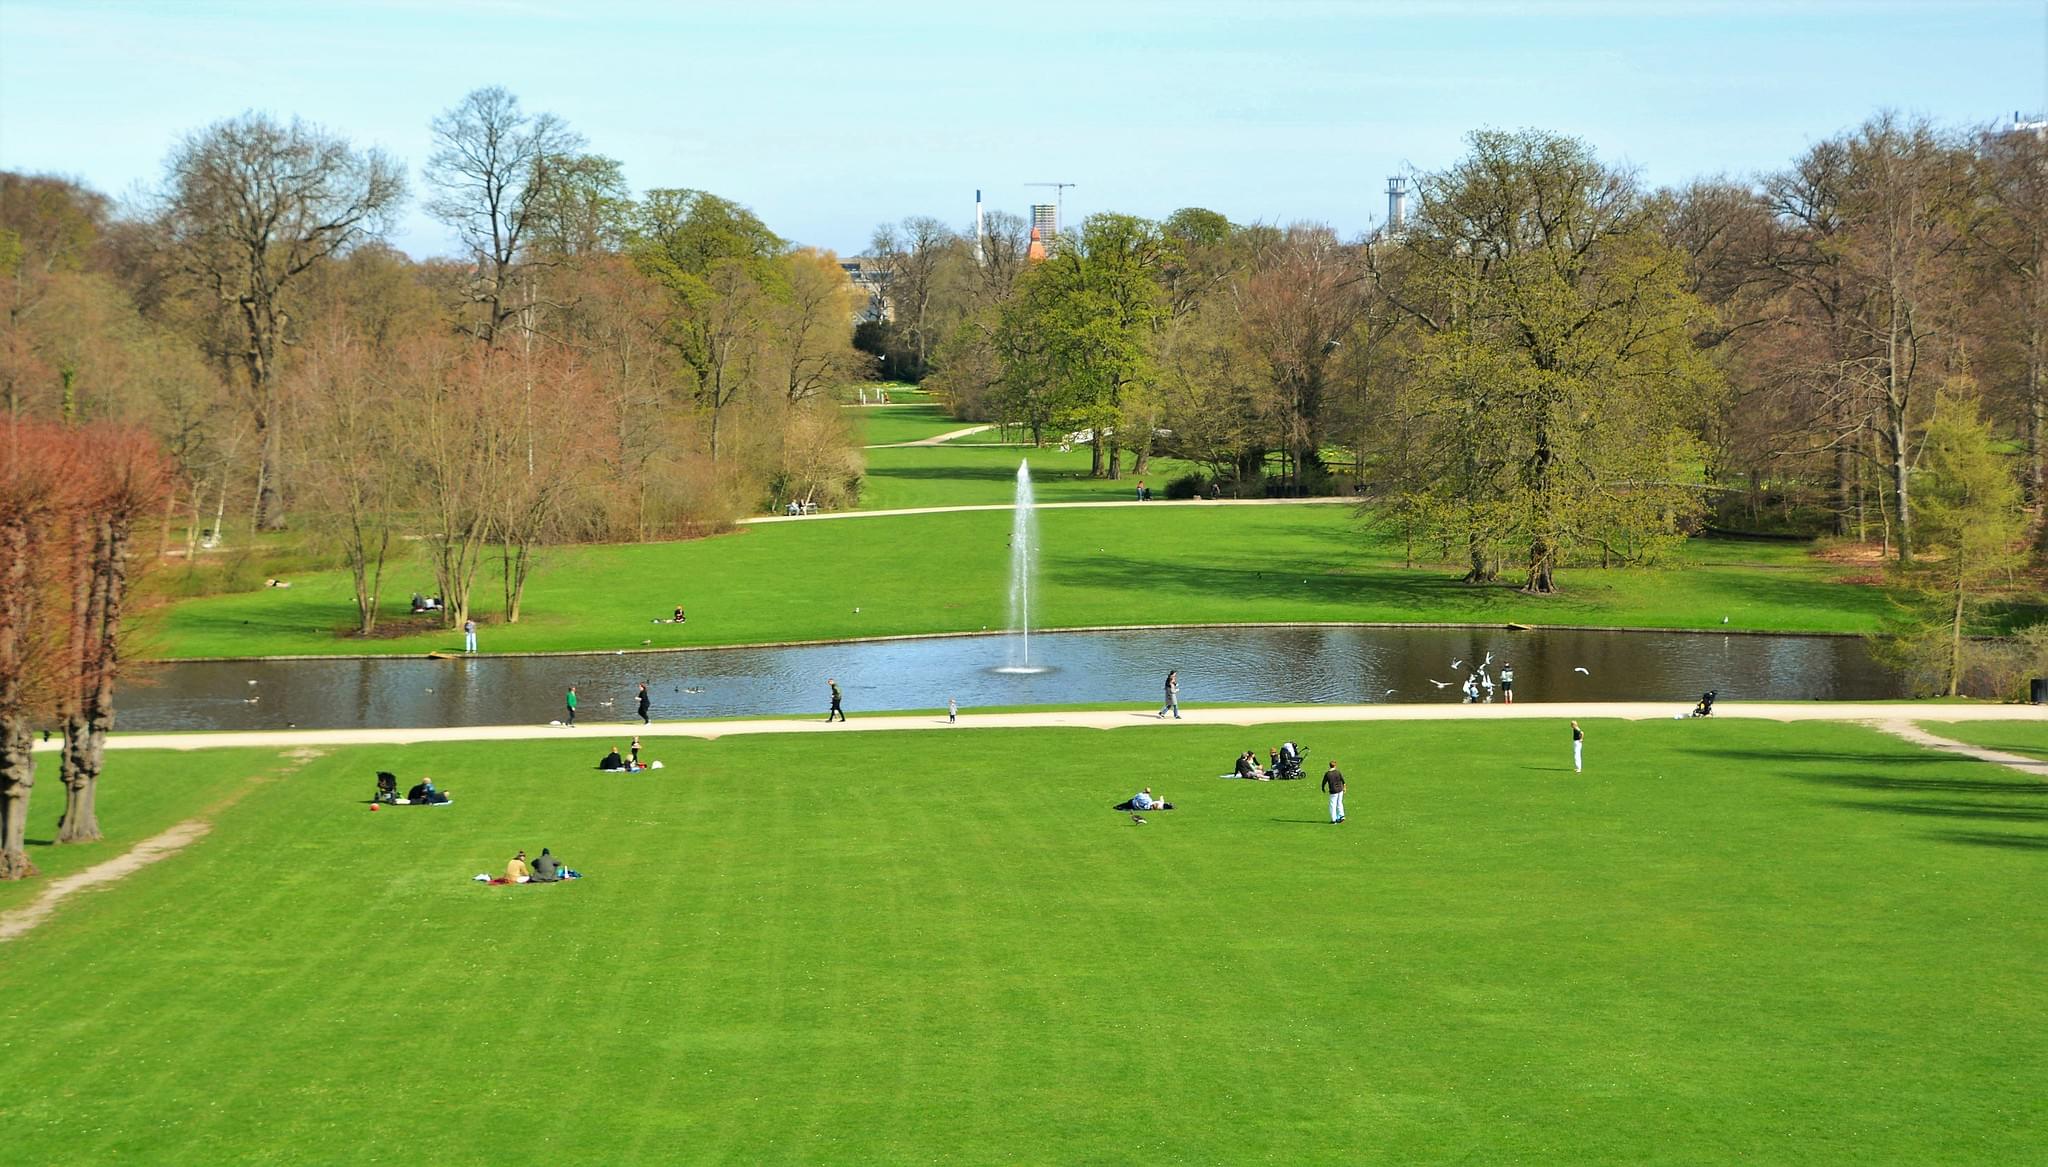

{"left": 3, "top": 86, "right": 869, "bottom": 636}
{"left": 862, "top": 116, "right": 2044, "bottom": 690}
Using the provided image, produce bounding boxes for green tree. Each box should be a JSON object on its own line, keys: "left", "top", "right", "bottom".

{"left": 994, "top": 213, "right": 1170, "bottom": 476}
{"left": 1381, "top": 129, "right": 1722, "bottom": 592}
{"left": 1876, "top": 390, "right": 2026, "bottom": 695}
{"left": 630, "top": 189, "right": 784, "bottom": 461}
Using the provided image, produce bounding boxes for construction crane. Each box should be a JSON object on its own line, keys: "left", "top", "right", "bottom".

{"left": 1025, "top": 182, "right": 1076, "bottom": 237}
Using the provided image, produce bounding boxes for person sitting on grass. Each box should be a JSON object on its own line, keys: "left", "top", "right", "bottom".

{"left": 672, "top": 606, "right": 686, "bottom": 623}
{"left": 506, "top": 850, "right": 531, "bottom": 883}
{"left": 598, "top": 746, "right": 626, "bottom": 771}
{"left": 531, "top": 848, "right": 562, "bottom": 882}
{"left": 406, "top": 777, "right": 451, "bottom": 805}
{"left": 1235, "top": 751, "right": 1267, "bottom": 780}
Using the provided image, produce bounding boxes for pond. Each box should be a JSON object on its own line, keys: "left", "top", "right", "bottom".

{"left": 118, "top": 625, "right": 1899, "bottom": 732}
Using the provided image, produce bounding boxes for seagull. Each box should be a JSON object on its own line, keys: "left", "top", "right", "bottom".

{"left": 424, "top": 688, "right": 434, "bottom": 693}
{"left": 598, "top": 699, "right": 614, "bottom": 706}
{"left": 684, "top": 687, "right": 704, "bottom": 694}
{"left": 1573, "top": 667, "right": 1591, "bottom": 675}
{"left": 1450, "top": 659, "right": 1463, "bottom": 670}
{"left": 247, "top": 679, "right": 259, "bottom": 685}
{"left": 1427, "top": 679, "right": 1452, "bottom": 689}
{"left": 242, "top": 697, "right": 259, "bottom": 704}
{"left": 1384, "top": 689, "right": 1398, "bottom": 696}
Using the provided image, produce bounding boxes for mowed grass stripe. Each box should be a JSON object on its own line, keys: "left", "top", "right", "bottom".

{"left": 3, "top": 720, "right": 2043, "bottom": 1163}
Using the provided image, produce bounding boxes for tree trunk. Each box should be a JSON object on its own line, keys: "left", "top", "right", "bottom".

{"left": 0, "top": 720, "right": 38, "bottom": 880}
{"left": 1524, "top": 537, "right": 1558, "bottom": 594}
{"left": 1945, "top": 566, "right": 1965, "bottom": 698}
{"left": 1890, "top": 415, "right": 1913, "bottom": 563}
{"left": 57, "top": 710, "right": 105, "bottom": 844}
{"left": 1090, "top": 431, "right": 1106, "bottom": 477}
{"left": 1462, "top": 535, "right": 1498, "bottom": 583}
{"left": 256, "top": 403, "right": 287, "bottom": 531}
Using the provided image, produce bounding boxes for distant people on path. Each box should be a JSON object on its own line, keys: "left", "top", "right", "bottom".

{"left": 599, "top": 746, "right": 626, "bottom": 771}
{"left": 1500, "top": 662, "right": 1514, "bottom": 704}
{"left": 1158, "top": 670, "right": 1181, "bottom": 719}
{"left": 1322, "top": 761, "right": 1346, "bottom": 824}
{"left": 827, "top": 678, "right": 846, "bottom": 722}
{"left": 948, "top": 696, "right": 958, "bottom": 724}
{"left": 464, "top": 618, "right": 477, "bottom": 653}
{"left": 565, "top": 686, "right": 578, "bottom": 726}
{"left": 637, "top": 682, "right": 651, "bottom": 725}
{"left": 1572, "top": 721, "right": 1584, "bottom": 773}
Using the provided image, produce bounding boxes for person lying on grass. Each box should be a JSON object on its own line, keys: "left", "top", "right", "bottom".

{"left": 1114, "top": 787, "right": 1174, "bottom": 812}
{"left": 406, "top": 777, "right": 451, "bottom": 804}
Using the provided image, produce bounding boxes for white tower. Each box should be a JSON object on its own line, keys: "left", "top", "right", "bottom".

{"left": 974, "top": 189, "right": 986, "bottom": 266}
{"left": 1385, "top": 176, "right": 1408, "bottom": 234}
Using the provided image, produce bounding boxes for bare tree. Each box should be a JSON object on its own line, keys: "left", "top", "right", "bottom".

{"left": 425, "top": 86, "right": 583, "bottom": 346}
{"left": 0, "top": 418, "right": 65, "bottom": 878}
{"left": 56, "top": 426, "right": 170, "bottom": 844}
{"left": 161, "top": 113, "right": 403, "bottom": 530}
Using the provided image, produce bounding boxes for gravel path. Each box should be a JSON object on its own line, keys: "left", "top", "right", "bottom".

{"left": 864, "top": 424, "right": 996, "bottom": 449}
{"left": 62, "top": 701, "right": 2046, "bottom": 753}
{"left": 741, "top": 496, "right": 1352, "bottom": 524}
{"left": 1875, "top": 719, "right": 2048, "bottom": 778}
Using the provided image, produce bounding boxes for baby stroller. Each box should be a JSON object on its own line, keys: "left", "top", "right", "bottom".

{"left": 1691, "top": 690, "right": 1717, "bottom": 718}
{"left": 1272, "top": 742, "right": 1309, "bottom": 781}
{"left": 373, "top": 771, "right": 401, "bottom": 804}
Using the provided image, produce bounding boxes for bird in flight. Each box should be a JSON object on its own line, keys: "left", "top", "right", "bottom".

{"left": 1573, "top": 667, "right": 1591, "bottom": 675}
{"left": 1427, "top": 679, "right": 1452, "bottom": 689}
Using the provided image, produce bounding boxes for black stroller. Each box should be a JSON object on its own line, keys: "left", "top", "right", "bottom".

{"left": 1272, "top": 742, "right": 1309, "bottom": 780}
{"left": 1691, "top": 690, "right": 1717, "bottom": 718}
{"left": 374, "top": 771, "right": 401, "bottom": 804}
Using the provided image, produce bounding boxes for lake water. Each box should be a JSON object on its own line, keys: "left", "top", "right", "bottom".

{"left": 117, "top": 626, "right": 1899, "bottom": 732}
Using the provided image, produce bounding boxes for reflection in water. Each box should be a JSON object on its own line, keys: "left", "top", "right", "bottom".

{"left": 119, "top": 626, "right": 1901, "bottom": 732}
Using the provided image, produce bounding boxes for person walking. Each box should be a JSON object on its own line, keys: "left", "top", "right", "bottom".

{"left": 826, "top": 678, "right": 846, "bottom": 723}
{"left": 463, "top": 618, "right": 477, "bottom": 654}
{"left": 1158, "top": 670, "right": 1181, "bottom": 720}
{"left": 1499, "top": 662, "right": 1514, "bottom": 705}
{"left": 637, "top": 682, "right": 651, "bottom": 725}
{"left": 1321, "top": 760, "right": 1346, "bottom": 824}
{"left": 1571, "top": 720, "right": 1584, "bottom": 773}
{"left": 565, "top": 686, "right": 578, "bottom": 726}
{"left": 948, "top": 696, "right": 958, "bottom": 724}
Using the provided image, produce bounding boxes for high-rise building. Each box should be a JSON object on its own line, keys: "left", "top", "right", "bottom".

{"left": 1031, "top": 203, "right": 1058, "bottom": 244}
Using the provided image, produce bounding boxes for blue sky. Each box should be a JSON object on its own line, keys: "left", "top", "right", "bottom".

{"left": 1, "top": 0, "right": 2042, "bottom": 258}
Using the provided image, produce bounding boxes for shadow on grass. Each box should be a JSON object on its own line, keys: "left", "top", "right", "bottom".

{"left": 1791, "top": 771, "right": 2047, "bottom": 795}
{"left": 1053, "top": 552, "right": 1506, "bottom": 614}
{"left": 1825, "top": 799, "right": 2048, "bottom": 822}
{"left": 1269, "top": 818, "right": 1334, "bottom": 825}
{"left": 1686, "top": 747, "right": 1972, "bottom": 768}
{"left": 1929, "top": 831, "right": 2048, "bottom": 852}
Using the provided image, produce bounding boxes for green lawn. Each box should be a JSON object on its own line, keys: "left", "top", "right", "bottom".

{"left": 851, "top": 403, "right": 976, "bottom": 447}
{"left": 136, "top": 507, "right": 1892, "bottom": 659}
{"left": 3, "top": 718, "right": 2042, "bottom": 1163}
{"left": 856, "top": 442, "right": 1206, "bottom": 510}
{"left": 1921, "top": 719, "right": 2048, "bottom": 761}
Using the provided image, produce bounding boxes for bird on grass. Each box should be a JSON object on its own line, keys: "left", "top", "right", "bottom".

{"left": 1130, "top": 814, "right": 1147, "bottom": 824}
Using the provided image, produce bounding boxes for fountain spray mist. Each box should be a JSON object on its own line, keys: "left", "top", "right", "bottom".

{"left": 1006, "top": 460, "right": 1037, "bottom": 668}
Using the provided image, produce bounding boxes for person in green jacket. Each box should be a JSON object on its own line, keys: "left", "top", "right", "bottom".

{"left": 565, "top": 686, "right": 578, "bottom": 726}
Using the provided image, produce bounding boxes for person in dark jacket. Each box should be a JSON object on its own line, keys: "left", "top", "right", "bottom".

{"left": 637, "top": 683, "right": 651, "bottom": 725}
{"left": 598, "top": 747, "right": 625, "bottom": 771}
{"left": 531, "top": 848, "right": 562, "bottom": 882}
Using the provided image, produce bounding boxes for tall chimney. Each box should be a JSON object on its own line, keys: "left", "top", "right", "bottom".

{"left": 1385, "top": 176, "right": 1408, "bottom": 234}
{"left": 974, "top": 189, "right": 986, "bottom": 266}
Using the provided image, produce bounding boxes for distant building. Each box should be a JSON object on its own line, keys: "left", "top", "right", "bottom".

{"left": 840, "top": 256, "right": 892, "bottom": 322}
{"left": 1031, "top": 203, "right": 1058, "bottom": 245}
